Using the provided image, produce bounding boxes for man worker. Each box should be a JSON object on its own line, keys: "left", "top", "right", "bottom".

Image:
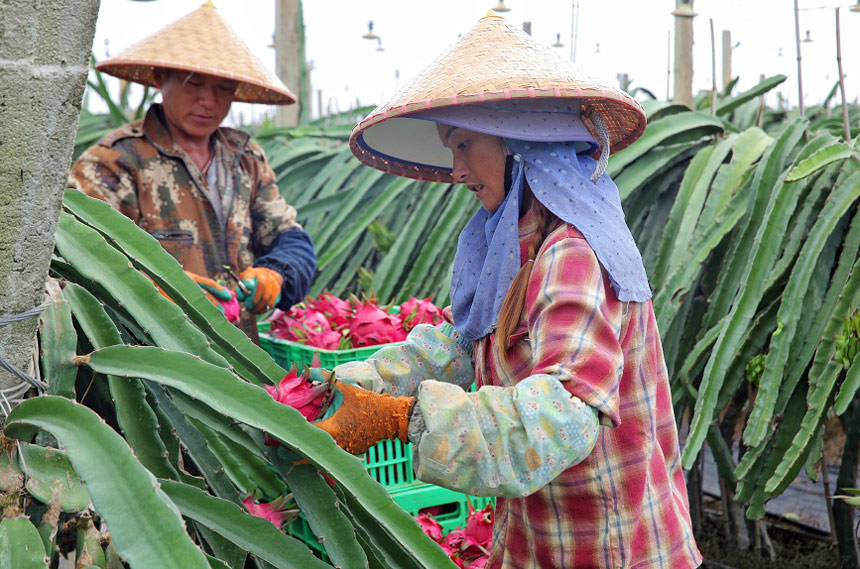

{"left": 68, "top": 2, "right": 315, "bottom": 336}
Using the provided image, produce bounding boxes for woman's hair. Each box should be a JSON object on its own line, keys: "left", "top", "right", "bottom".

{"left": 495, "top": 188, "right": 558, "bottom": 368}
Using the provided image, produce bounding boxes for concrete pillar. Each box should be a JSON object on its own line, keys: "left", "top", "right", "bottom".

{"left": 672, "top": 0, "right": 695, "bottom": 108}
{"left": 0, "top": 0, "right": 100, "bottom": 401}
{"left": 275, "top": 0, "right": 302, "bottom": 127}
{"left": 722, "top": 30, "right": 732, "bottom": 93}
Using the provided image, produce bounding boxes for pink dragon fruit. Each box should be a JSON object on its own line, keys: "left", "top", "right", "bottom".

{"left": 268, "top": 307, "right": 343, "bottom": 350}
{"left": 305, "top": 292, "right": 352, "bottom": 328}
{"left": 416, "top": 513, "right": 443, "bottom": 542}
{"left": 462, "top": 503, "right": 494, "bottom": 554}
{"left": 399, "top": 296, "right": 444, "bottom": 332}
{"left": 219, "top": 290, "right": 240, "bottom": 324}
{"left": 266, "top": 367, "right": 329, "bottom": 422}
{"left": 346, "top": 297, "right": 408, "bottom": 347}
{"left": 242, "top": 495, "right": 292, "bottom": 528}
{"left": 264, "top": 367, "right": 331, "bottom": 446}
{"left": 415, "top": 503, "right": 493, "bottom": 568}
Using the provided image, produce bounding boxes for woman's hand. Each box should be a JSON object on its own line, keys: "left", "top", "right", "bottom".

{"left": 314, "top": 381, "right": 413, "bottom": 455}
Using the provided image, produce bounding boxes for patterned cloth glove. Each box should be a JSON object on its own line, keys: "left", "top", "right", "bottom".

{"left": 314, "top": 381, "right": 413, "bottom": 455}
{"left": 237, "top": 267, "right": 283, "bottom": 313}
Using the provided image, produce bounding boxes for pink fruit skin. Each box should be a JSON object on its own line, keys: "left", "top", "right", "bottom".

{"left": 220, "top": 291, "right": 240, "bottom": 323}
{"left": 347, "top": 300, "right": 408, "bottom": 347}
{"left": 415, "top": 513, "right": 443, "bottom": 542}
{"left": 305, "top": 292, "right": 352, "bottom": 328}
{"left": 268, "top": 307, "right": 341, "bottom": 349}
{"left": 242, "top": 496, "right": 288, "bottom": 528}
{"left": 399, "top": 296, "right": 444, "bottom": 332}
{"left": 463, "top": 504, "right": 494, "bottom": 551}
{"left": 265, "top": 370, "right": 328, "bottom": 422}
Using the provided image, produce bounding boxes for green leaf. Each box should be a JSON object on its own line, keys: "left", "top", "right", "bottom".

{"left": 784, "top": 142, "right": 854, "bottom": 182}
{"left": 63, "top": 282, "right": 178, "bottom": 480}
{"left": 715, "top": 75, "right": 787, "bottom": 117}
{"left": 62, "top": 190, "right": 282, "bottom": 386}
{"left": 280, "top": 461, "right": 366, "bottom": 569}
{"left": 40, "top": 281, "right": 77, "bottom": 398}
{"left": 682, "top": 118, "right": 810, "bottom": 469}
{"left": 318, "top": 178, "right": 413, "bottom": 269}
{"left": 18, "top": 443, "right": 90, "bottom": 513}
{"left": 607, "top": 111, "right": 724, "bottom": 176}
{"left": 744, "top": 171, "right": 860, "bottom": 448}
{"left": 82, "top": 346, "right": 454, "bottom": 568}
{"left": 0, "top": 517, "right": 48, "bottom": 569}
{"left": 4, "top": 397, "right": 210, "bottom": 569}
{"left": 53, "top": 210, "right": 228, "bottom": 369}
{"left": 159, "top": 480, "right": 333, "bottom": 569}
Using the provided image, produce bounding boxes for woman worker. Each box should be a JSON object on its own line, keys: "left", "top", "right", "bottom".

{"left": 315, "top": 12, "right": 702, "bottom": 569}
{"left": 68, "top": 2, "right": 316, "bottom": 333}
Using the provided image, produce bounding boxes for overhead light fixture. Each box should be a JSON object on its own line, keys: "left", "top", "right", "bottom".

{"left": 802, "top": 29, "right": 812, "bottom": 43}
{"left": 492, "top": 0, "right": 511, "bottom": 13}
{"left": 595, "top": 42, "right": 601, "bottom": 54}
{"left": 376, "top": 38, "right": 384, "bottom": 52}
{"left": 362, "top": 21, "right": 379, "bottom": 40}
{"left": 671, "top": 0, "right": 696, "bottom": 17}
{"left": 552, "top": 33, "right": 563, "bottom": 48}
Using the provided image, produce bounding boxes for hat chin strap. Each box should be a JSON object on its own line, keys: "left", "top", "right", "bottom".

{"left": 590, "top": 113, "right": 610, "bottom": 183}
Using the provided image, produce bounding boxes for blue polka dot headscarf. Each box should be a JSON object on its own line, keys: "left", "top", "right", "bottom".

{"left": 422, "top": 106, "right": 653, "bottom": 343}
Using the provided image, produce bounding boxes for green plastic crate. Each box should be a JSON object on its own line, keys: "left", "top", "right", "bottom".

{"left": 287, "top": 484, "right": 496, "bottom": 562}
{"left": 257, "top": 321, "right": 405, "bottom": 369}
{"left": 260, "top": 318, "right": 495, "bottom": 558}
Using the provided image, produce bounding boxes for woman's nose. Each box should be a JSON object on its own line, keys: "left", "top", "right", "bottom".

{"left": 452, "top": 158, "right": 468, "bottom": 182}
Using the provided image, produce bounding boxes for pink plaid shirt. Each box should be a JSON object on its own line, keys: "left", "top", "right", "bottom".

{"left": 336, "top": 208, "right": 702, "bottom": 568}
{"left": 470, "top": 210, "right": 701, "bottom": 569}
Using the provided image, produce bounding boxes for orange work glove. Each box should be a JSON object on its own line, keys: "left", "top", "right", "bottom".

{"left": 185, "top": 270, "right": 234, "bottom": 306}
{"left": 314, "top": 381, "right": 414, "bottom": 455}
{"left": 236, "top": 267, "right": 283, "bottom": 314}
{"left": 152, "top": 271, "right": 232, "bottom": 308}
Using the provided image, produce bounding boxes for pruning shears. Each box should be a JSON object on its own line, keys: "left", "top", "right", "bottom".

{"left": 222, "top": 265, "right": 250, "bottom": 297}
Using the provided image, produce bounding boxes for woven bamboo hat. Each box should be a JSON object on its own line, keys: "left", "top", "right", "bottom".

{"left": 350, "top": 12, "right": 646, "bottom": 182}
{"left": 97, "top": 1, "right": 296, "bottom": 105}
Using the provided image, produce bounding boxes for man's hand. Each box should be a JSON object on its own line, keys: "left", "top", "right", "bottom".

{"left": 314, "top": 381, "right": 413, "bottom": 455}
{"left": 237, "top": 267, "right": 283, "bottom": 313}
{"left": 186, "top": 271, "right": 233, "bottom": 306}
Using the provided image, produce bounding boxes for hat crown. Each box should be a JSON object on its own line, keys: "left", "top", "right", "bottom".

{"left": 97, "top": 2, "right": 295, "bottom": 105}
{"left": 349, "top": 14, "right": 646, "bottom": 183}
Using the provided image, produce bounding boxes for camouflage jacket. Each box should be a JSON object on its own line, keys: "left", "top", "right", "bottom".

{"left": 68, "top": 104, "right": 304, "bottom": 287}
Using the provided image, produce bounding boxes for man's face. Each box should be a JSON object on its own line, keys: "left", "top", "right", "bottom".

{"left": 157, "top": 71, "right": 237, "bottom": 141}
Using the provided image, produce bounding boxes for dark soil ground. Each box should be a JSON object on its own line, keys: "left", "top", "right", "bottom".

{"left": 697, "top": 505, "right": 839, "bottom": 568}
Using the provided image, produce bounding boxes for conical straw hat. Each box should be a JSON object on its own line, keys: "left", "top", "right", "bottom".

{"left": 97, "top": 1, "right": 296, "bottom": 105}
{"left": 350, "top": 12, "right": 646, "bottom": 182}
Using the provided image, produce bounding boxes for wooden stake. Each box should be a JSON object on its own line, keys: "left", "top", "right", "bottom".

{"left": 666, "top": 30, "right": 672, "bottom": 101}
{"left": 793, "top": 0, "right": 805, "bottom": 116}
{"left": 835, "top": 8, "right": 851, "bottom": 142}
{"left": 710, "top": 19, "right": 717, "bottom": 116}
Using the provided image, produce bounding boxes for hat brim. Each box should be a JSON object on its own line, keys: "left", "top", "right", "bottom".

{"left": 351, "top": 91, "right": 645, "bottom": 183}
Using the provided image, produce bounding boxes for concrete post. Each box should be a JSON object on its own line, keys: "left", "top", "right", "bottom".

{"left": 275, "top": 0, "right": 302, "bottom": 127}
{"left": 0, "top": 0, "right": 100, "bottom": 402}
{"left": 722, "top": 30, "right": 733, "bottom": 93}
{"left": 672, "top": 0, "right": 695, "bottom": 108}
